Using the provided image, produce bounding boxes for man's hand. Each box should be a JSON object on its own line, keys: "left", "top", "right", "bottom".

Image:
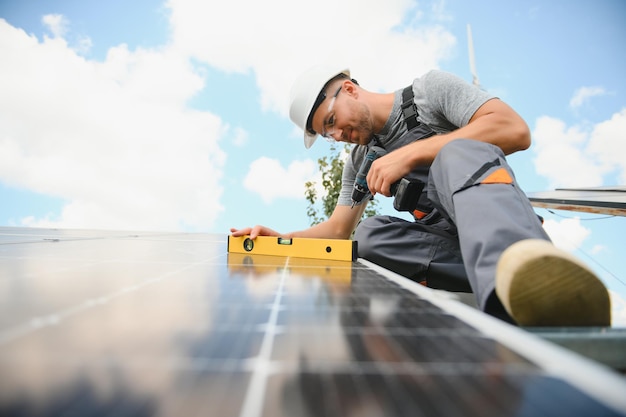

{"left": 366, "top": 147, "right": 414, "bottom": 197}
{"left": 229, "top": 226, "right": 281, "bottom": 240}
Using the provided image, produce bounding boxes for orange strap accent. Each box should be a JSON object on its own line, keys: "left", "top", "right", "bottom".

{"left": 481, "top": 167, "right": 513, "bottom": 184}
{"left": 412, "top": 209, "right": 428, "bottom": 220}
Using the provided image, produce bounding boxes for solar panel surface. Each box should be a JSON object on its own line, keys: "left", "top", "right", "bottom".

{"left": 0, "top": 227, "right": 625, "bottom": 417}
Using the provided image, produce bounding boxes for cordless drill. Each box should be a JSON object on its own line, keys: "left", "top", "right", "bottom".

{"left": 350, "top": 146, "right": 424, "bottom": 212}
{"left": 350, "top": 146, "right": 386, "bottom": 208}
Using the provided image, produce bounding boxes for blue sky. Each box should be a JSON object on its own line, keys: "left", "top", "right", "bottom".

{"left": 1, "top": 0, "right": 625, "bottom": 323}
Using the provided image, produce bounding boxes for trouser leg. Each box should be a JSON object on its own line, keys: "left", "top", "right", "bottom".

{"left": 428, "top": 139, "right": 550, "bottom": 311}
{"left": 354, "top": 215, "right": 471, "bottom": 292}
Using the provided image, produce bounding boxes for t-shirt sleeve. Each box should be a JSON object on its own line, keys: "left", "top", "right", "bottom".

{"left": 337, "top": 152, "right": 358, "bottom": 206}
{"left": 337, "top": 145, "right": 371, "bottom": 207}
{"left": 413, "top": 70, "right": 496, "bottom": 130}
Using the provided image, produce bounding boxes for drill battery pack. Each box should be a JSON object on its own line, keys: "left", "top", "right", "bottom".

{"left": 392, "top": 178, "right": 425, "bottom": 212}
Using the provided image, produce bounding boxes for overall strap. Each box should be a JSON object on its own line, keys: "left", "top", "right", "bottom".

{"left": 399, "top": 85, "right": 437, "bottom": 221}
{"left": 401, "top": 86, "right": 420, "bottom": 131}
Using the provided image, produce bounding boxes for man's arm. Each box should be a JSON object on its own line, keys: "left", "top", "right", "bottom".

{"left": 417, "top": 97, "right": 531, "bottom": 161}
{"left": 366, "top": 98, "right": 530, "bottom": 197}
{"left": 230, "top": 203, "right": 367, "bottom": 240}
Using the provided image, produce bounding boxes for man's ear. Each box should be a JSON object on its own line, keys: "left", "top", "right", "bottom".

{"left": 343, "top": 79, "right": 358, "bottom": 98}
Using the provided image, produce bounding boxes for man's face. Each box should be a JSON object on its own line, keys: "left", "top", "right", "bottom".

{"left": 310, "top": 81, "right": 374, "bottom": 146}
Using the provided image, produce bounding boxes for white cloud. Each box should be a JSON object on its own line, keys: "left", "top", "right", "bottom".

{"left": 532, "top": 116, "right": 605, "bottom": 188}
{"left": 587, "top": 108, "right": 626, "bottom": 184}
{"left": 590, "top": 244, "right": 607, "bottom": 255}
{"left": 542, "top": 217, "right": 590, "bottom": 252}
{"left": 231, "top": 127, "right": 249, "bottom": 147}
{"left": 42, "top": 14, "right": 92, "bottom": 55}
{"left": 243, "top": 157, "right": 316, "bottom": 204}
{"left": 569, "top": 86, "right": 607, "bottom": 108}
{"left": 166, "top": 0, "right": 456, "bottom": 115}
{"left": 0, "top": 19, "right": 226, "bottom": 232}
{"left": 42, "top": 14, "right": 68, "bottom": 38}
{"left": 74, "top": 35, "right": 93, "bottom": 55}
{"left": 1, "top": 0, "right": 461, "bottom": 232}
{"left": 531, "top": 111, "right": 626, "bottom": 188}
{"left": 242, "top": 147, "right": 350, "bottom": 206}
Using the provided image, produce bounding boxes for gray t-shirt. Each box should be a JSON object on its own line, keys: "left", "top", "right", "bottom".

{"left": 337, "top": 70, "right": 495, "bottom": 207}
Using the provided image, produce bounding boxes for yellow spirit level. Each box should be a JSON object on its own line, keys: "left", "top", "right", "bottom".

{"left": 227, "top": 235, "right": 357, "bottom": 262}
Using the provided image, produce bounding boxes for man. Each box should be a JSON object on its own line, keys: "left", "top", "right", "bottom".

{"left": 231, "top": 65, "right": 611, "bottom": 327}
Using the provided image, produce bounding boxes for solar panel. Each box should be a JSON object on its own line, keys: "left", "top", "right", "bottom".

{"left": 1, "top": 227, "right": 625, "bottom": 416}
{"left": 528, "top": 186, "right": 626, "bottom": 216}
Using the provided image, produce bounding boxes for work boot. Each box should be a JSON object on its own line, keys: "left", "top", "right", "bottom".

{"left": 496, "top": 239, "right": 611, "bottom": 327}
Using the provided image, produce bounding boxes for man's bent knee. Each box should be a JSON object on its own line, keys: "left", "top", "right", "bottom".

{"left": 353, "top": 216, "right": 385, "bottom": 259}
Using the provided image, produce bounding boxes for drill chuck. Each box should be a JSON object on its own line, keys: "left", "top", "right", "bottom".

{"left": 350, "top": 183, "right": 370, "bottom": 208}
{"left": 350, "top": 146, "right": 386, "bottom": 207}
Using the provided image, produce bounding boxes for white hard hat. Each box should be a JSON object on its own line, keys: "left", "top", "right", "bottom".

{"left": 289, "top": 65, "right": 350, "bottom": 149}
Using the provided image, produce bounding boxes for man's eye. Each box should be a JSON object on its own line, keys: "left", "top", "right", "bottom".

{"left": 327, "top": 115, "right": 335, "bottom": 127}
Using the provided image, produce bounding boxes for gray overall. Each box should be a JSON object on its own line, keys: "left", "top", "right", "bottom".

{"left": 353, "top": 100, "right": 549, "bottom": 314}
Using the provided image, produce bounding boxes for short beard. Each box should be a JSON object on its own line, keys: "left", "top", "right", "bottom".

{"left": 355, "top": 102, "right": 374, "bottom": 143}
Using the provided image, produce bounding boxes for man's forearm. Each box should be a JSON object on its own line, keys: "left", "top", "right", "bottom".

{"left": 286, "top": 203, "right": 367, "bottom": 240}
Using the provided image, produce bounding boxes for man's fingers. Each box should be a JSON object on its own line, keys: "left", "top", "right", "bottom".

{"left": 230, "top": 225, "right": 279, "bottom": 239}
{"left": 230, "top": 227, "right": 251, "bottom": 237}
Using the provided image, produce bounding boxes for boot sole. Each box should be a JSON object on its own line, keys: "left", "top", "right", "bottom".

{"left": 496, "top": 239, "right": 611, "bottom": 327}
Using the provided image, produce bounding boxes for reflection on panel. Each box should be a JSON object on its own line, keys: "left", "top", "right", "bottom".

{"left": 0, "top": 228, "right": 625, "bottom": 417}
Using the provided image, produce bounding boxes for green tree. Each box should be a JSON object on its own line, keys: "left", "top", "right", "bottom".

{"left": 305, "top": 144, "right": 380, "bottom": 226}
